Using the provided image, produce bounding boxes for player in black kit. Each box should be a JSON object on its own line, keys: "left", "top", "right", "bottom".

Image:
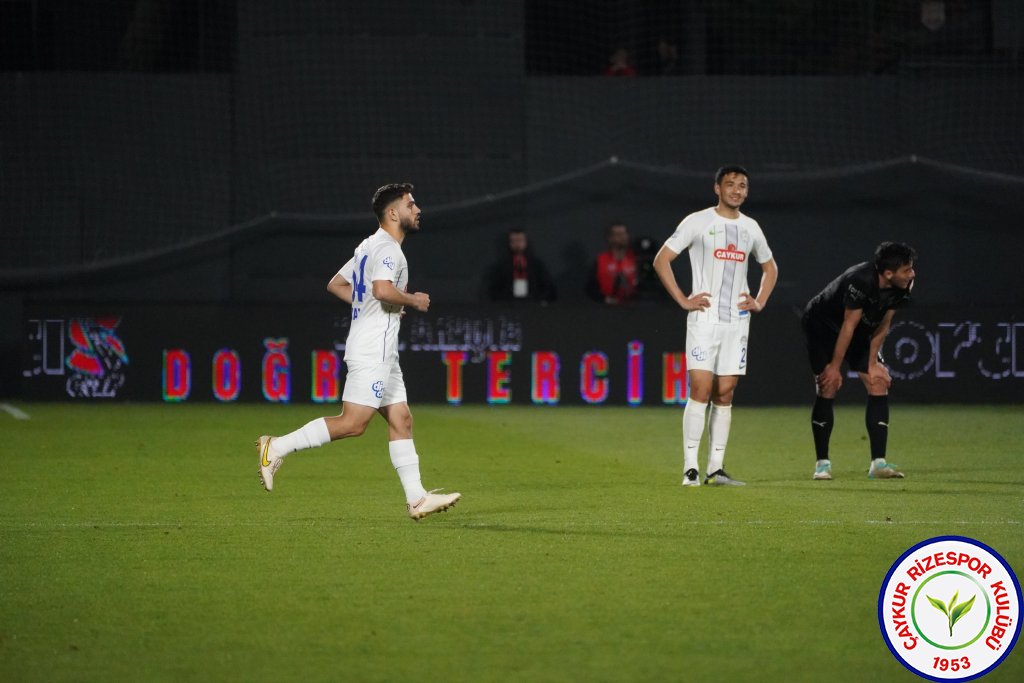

{"left": 801, "top": 242, "right": 917, "bottom": 481}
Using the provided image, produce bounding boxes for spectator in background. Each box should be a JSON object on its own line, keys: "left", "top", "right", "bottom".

{"left": 603, "top": 47, "right": 637, "bottom": 76}
{"left": 487, "top": 229, "right": 557, "bottom": 303}
{"left": 590, "top": 222, "right": 639, "bottom": 304}
{"left": 634, "top": 234, "right": 667, "bottom": 301}
{"left": 655, "top": 38, "right": 682, "bottom": 75}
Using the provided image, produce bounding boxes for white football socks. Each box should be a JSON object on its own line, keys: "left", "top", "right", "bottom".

{"left": 389, "top": 439, "right": 428, "bottom": 504}
{"left": 271, "top": 417, "right": 331, "bottom": 458}
{"left": 707, "top": 403, "right": 733, "bottom": 474}
{"left": 682, "top": 399, "right": 708, "bottom": 473}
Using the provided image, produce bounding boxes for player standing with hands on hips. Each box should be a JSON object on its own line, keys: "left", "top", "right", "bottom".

{"left": 256, "top": 183, "right": 461, "bottom": 520}
{"left": 653, "top": 166, "right": 778, "bottom": 486}
{"left": 802, "top": 241, "right": 916, "bottom": 481}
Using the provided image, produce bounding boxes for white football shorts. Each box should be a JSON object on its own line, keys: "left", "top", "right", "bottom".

{"left": 685, "top": 315, "right": 751, "bottom": 376}
{"left": 342, "top": 360, "right": 408, "bottom": 408}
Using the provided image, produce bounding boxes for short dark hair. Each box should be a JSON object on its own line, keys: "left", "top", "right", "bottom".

{"left": 874, "top": 241, "right": 916, "bottom": 273}
{"left": 715, "top": 165, "right": 749, "bottom": 185}
{"left": 372, "top": 183, "right": 414, "bottom": 220}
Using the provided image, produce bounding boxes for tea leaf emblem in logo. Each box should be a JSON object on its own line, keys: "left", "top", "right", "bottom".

{"left": 927, "top": 591, "right": 977, "bottom": 637}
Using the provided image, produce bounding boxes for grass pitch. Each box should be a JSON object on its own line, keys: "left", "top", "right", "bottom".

{"left": 1, "top": 403, "right": 1022, "bottom": 682}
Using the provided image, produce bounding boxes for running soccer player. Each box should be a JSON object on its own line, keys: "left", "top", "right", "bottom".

{"left": 802, "top": 241, "right": 916, "bottom": 481}
{"left": 256, "top": 183, "right": 461, "bottom": 520}
{"left": 653, "top": 165, "right": 778, "bottom": 486}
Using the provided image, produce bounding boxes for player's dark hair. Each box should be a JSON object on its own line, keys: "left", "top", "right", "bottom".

{"left": 606, "top": 221, "right": 628, "bottom": 236}
{"left": 715, "top": 165, "right": 749, "bottom": 185}
{"left": 874, "top": 241, "right": 917, "bottom": 273}
{"left": 372, "top": 183, "right": 414, "bottom": 221}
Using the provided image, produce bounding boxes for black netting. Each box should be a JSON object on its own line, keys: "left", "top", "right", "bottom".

{"left": 2, "top": 0, "right": 1022, "bottom": 281}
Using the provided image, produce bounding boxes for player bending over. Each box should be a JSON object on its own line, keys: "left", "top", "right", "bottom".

{"left": 801, "top": 241, "right": 917, "bottom": 480}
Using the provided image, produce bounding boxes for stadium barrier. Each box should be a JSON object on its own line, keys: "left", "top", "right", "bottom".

{"left": 17, "top": 302, "right": 1022, "bottom": 405}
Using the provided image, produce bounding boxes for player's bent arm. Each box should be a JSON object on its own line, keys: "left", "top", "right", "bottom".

{"left": 372, "top": 279, "right": 430, "bottom": 312}
{"left": 754, "top": 258, "right": 778, "bottom": 309}
{"left": 865, "top": 310, "right": 896, "bottom": 389}
{"left": 327, "top": 272, "right": 353, "bottom": 304}
{"left": 818, "top": 308, "right": 861, "bottom": 393}
{"left": 830, "top": 308, "right": 863, "bottom": 367}
{"left": 653, "top": 245, "right": 692, "bottom": 310}
{"left": 740, "top": 258, "right": 779, "bottom": 312}
{"left": 653, "top": 246, "right": 679, "bottom": 292}
{"left": 868, "top": 310, "right": 897, "bottom": 365}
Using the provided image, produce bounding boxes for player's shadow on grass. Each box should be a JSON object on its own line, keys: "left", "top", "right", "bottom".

{"left": 764, "top": 480, "right": 1024, "bottom": 495}
{"left": 448, "top": 521, "right": 685, "bottom": 540}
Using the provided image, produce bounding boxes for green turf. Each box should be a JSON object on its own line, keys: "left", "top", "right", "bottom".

{"left": 1, "top": 403, "right": 1021, "bottom": 682}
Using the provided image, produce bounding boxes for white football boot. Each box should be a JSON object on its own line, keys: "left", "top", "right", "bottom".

{"left": 256, "top": 435, "right": 284, "bottom": 491}
{"left": 408, "top": 490, "right": 461, "bottom": 521}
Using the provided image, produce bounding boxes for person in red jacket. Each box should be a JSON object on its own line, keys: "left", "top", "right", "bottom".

{"left": 591, "top": 222, "right": 639, "bottom": 304}
{"left": 487, "top": 229, "right": 557, "bottom": 303}
{"left": 603, "top": 47, "right": 637, "bottom": 77}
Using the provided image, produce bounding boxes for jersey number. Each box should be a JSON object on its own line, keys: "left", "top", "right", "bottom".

{"left": 352, "top": 255, "right": 368, "bottom": 319}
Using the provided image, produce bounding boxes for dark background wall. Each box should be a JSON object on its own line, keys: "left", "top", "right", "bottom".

{"left": 2, "top": 0, "right": 1023, "bottom": 399}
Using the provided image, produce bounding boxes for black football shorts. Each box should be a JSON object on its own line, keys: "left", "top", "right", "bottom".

{"left": 801, "top": 312, "right": 877, "bottom": 376}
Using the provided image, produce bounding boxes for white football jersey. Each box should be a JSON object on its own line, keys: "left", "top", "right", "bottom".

{"left": 663, "top": 207, "right": 773, "bottom": 324}
{"left": 337, "top": 228, "right": 409, "bottom": 363}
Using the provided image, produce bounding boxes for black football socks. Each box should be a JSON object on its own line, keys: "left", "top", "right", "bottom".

{"left": 811, "top": 396, "right": 834, "bottom": 460}
{"left": 866, "top": 394, "right": 890, "bottom": 460}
